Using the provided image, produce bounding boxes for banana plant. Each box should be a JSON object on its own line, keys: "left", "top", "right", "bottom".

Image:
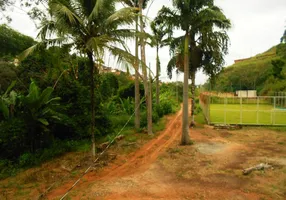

{"left": 20, "top": 80, "right": 61, "bottom": 126}
{"left": 19, "top": 80, "right": 61, "bottom": 152}
{"left": 0, "top": 80, "right": 17, "bottom": 120}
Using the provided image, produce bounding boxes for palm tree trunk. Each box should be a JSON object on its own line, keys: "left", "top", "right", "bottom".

{"left": 156, "top": 45, "right": 160, "bottom": 105}
{"left": 148, "top": 65, "right": 153, "bottom": 135}
{"left": 87, "top": 51, "right": 96, "bottom": 158}
{"left": 135, "top": 16, "right": 140, "bottom": 129}
{"left": 190, "top": 69, "right": 196, "bottom": 126}
{"left": 181, "top": 31, "right": 191, "bottom": 145}
{"left": 139, "top": 0, "right": 152, "bottom": 135}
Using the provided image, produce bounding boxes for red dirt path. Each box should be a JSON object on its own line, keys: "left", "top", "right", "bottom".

{"left": 47, "top": 103, "right": 185, "bottom": 199}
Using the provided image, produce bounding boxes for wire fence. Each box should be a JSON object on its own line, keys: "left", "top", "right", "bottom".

{"left": 200, "top": 93, "right": 286, "bottom": 126}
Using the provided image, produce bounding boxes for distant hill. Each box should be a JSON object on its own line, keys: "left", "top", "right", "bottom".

{"left": 0, "top": 24, "right": 35, "bottom": 59}
{"left": 207, "top": 43, "right": 286, "bottom": 95}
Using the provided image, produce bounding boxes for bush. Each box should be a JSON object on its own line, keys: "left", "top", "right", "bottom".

{"left": 110, "top": 114, "right": 135, "bottom": 129}
{"left": 0, "top": 118, "right": 27, "bottom": 160}
{"left": 154, "top": 104, "right": 164, "bottom": 118}
{"left": 118, "top": 81, "right": 144, "bottom": 99}
{"left": 140, "top": 110, "right": 160, "bottom": 128}
{"left": 161, "top": 100, "right": 174, "bottom": 115}
{"left": 19, "top": 153, "right": 35, "bottom": 167}
{"left": 194, "top": 104, "right": 202, "bottom": 115}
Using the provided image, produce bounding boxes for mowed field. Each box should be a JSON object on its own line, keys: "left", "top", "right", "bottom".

{"left": 210, "top": 104, "right": 286, "bottom": 125}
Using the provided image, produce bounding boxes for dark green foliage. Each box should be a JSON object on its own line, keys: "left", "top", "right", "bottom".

{"left": 99, "top": 73, "right": 119, "bottom": 101}
{"left": 0, "top": 62, "right": 18, "bottom": 92}
{"left": 272, "top": 59, "right": 285, "bottom": 79}
{"left": 281, "top": 29, "right": 286, "bottom": 43}
{"left": 0, "top": 25, "right": 35, "bottom": 58}
{"left": 140, "top": 110, "right": 159, "bottom": 128}
{"left": 0, "top": 118, "right": 27, "bottom": 159}
{"left": 277, "top": 43, "right": 286, "bottom": 59}
{"left": 118, "top": 81, "right": 144, "bottom": 99}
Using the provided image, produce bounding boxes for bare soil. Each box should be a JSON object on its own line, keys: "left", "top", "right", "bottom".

{"left": 1, "top": 104, "right": 286, "bottom": 200}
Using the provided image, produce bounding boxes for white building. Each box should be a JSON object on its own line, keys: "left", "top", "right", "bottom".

{"left": 236, "top": 90, "right": 257, "bottom": 98}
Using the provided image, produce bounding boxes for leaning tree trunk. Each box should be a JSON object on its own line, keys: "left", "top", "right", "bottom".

{"left": 134, "top": 16, "right": 140, "bottom": 129}
{"left": 87, "top": 51, "right": 96, "bottom": 157}
{"left": 181, "top": 31, "right": 191, "bottom": 145}
{"left": 139, "top": 0, "right": 153, "bottom": 135}
{"left": 190, "top": 69, "right": 196, "bottom": 126}
{"left": 156, "top": 45, "right": 160, "bottom": 105}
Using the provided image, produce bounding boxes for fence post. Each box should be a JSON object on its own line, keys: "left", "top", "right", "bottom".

{"left": 240, "top": 97, "right": 242, "bottom": 124}
{"left": 257, "top": 97, "right": 259, "bottom": 124}
{"left": 224, "top": 97, "right": 227, "bottom": 124}
{"left": 273, "top": 97, "right": 276, "bottom": 125}
{"left": 208, "top": 95, "right": 210, "bottom": 124}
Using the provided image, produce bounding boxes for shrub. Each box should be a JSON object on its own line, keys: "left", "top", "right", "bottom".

{"left": 19, "top": 153, "right": 35, "bottom": 167}
{"left": 140, "top": 110, "right": 160, "bottom": 128}
{"left": 161, "top": 100, "right": 174, "bottom": 115}
{"left": 154, "top": 104, "right": 164, "bottom": 118}
{"left": 0, "top": 118, "right": 27, "bottom": 160}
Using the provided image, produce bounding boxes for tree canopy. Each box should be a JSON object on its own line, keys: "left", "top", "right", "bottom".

{"left": 0, "top": 24, "right": 35, "bottom": 58}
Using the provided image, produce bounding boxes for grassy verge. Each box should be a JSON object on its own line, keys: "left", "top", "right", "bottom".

{"left": 0, "top": 139, "right": 91, "bottom": 180}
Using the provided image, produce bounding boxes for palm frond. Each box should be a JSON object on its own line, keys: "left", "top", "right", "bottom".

{"left": 50, "top": 0, "right": 84, "bottom": 26}
{"left": 89, "top": 0, "right": 115, "bottom": 21}
{"left": 167, "top": 55, "right": 177, "bottom": 79}
{"left": 18, "top": 43, "right": 42, "bottom": 61}
{"left": 106, "top": 7, "right": 137, "bottom": 27}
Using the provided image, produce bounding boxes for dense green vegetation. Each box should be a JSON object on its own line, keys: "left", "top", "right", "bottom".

{"left": 0, "top": 25, "right": 182, "bottom": 179}
{"left": 207, "top": 43, "right": 286, "bottom": 95}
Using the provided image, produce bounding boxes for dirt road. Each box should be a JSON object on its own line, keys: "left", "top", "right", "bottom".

{"left": 47, "top": 103, "right": 186, "bottom": 199}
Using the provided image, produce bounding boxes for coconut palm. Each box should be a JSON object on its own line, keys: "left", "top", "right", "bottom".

{"left": 138, "top": 0, "right": 153, "bottom": 135}
{"left": 22, "top": 0, "right": 138, "bottom": 156}
{"left": 157, "top": 0, "right": 231, "bottom": 144}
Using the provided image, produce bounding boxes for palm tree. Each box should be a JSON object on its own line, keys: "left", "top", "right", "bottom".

{"left": 22, "top": 0, "right": 138, "bottom": 157}
{"left": 139, "top": 0, "right": 153, "bottom": 135}
{"left": 157, "top": 0, "right": 230, "bottom": 144}
{"left": 150, "top": 19, "right": 169, "bottom": 105}
{"left": 122, "top": 0, "right": 149, "bottom": 130}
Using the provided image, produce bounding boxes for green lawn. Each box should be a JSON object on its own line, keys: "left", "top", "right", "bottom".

{"left": 210, "top": 104, "right": 286, "bottom": 125}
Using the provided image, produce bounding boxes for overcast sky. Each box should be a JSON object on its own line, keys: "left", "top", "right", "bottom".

{"left": 2, "top": 0, "right": 286, "bottom": 84}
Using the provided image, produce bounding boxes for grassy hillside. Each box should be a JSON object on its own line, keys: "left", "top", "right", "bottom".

{"left": 209, "top": 43, "right": 286, "bottom": 95}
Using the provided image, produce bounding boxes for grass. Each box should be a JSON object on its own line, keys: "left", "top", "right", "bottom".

{"left": 210, "top": 104, "right": 286, "bottom": 125}
{"left": 195, "top": 111, "right": 207, "bottom": 126}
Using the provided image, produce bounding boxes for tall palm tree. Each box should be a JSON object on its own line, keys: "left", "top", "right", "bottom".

{"left": 22, "top": 0, "right": 138, "bottom": 157}
{"left": 122, "top": 0, "right": 149, "bottom": 130}
{"left": 157, "top": 0, "right": 230, "bottom": 144}
{"left": 150, "top": 19, "right": 169, "bottom": 105}
{"left": 139, "top": 0, "right": 153, "bottom": 135}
